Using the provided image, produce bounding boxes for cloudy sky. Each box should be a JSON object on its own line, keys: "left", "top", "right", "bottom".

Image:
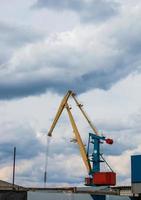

{"left": 0, "top": 0, "right": 141, "bottom": 187}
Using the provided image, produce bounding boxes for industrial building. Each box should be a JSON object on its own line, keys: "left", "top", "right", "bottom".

{"left": 0, "top": 179, "right": 140, "bottom": 200}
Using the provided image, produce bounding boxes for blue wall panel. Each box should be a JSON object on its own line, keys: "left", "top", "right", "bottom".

{"left": 131, "top": 155, "right": 141, "bottom": 183}
{"left": 91, "top": 195, "right": 105, "bottom": 200}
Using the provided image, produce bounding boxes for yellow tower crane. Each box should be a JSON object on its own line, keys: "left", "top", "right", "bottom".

{"left": 46, "top": 90, "right": 116, "bottom": 186}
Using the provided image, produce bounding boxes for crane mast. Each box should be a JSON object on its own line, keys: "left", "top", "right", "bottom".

{"left": 65, "top": 103, "right": 91, "bottom": 173}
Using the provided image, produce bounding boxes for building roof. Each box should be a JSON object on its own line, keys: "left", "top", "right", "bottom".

{"left": 0, "top": 180, "right": 25, "bottom": 191}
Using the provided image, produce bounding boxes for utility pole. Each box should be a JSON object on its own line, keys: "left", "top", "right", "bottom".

{"left": 12, "top": 147, "right": 16, "bottom": 188}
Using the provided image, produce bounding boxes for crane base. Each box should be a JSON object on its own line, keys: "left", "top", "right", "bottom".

{"left": 85, "top": 172, "right": 116, "bottom": 186}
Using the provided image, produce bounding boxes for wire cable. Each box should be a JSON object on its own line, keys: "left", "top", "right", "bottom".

{"left": 44, "top": 135, "right": 51, "bottom": 187}
{"left": 100, "top": 154, "right": 114, "bottom": 172}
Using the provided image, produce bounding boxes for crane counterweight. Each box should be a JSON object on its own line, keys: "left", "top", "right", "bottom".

{"left": 106, "top": 138, "right": 113, "bottom": 145}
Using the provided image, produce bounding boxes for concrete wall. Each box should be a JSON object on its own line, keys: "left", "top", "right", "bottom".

{"left": 27, "top": 191, "right": 136, "bottom": 200}
{"left": 0, "top": 191, "right": 27, "bottom": 200}
{"left": 132, "top": 183, "right": 141, "bottom": 194}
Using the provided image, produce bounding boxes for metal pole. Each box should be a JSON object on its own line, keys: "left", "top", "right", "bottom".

{"left": 44, "top": 136, "right": 51, "bottom": 187}
{"left": 12, "top": 147, "right": 16, "bottom": 188}
{"left": 44, "top": 171, "right": 47, "bottom": 187}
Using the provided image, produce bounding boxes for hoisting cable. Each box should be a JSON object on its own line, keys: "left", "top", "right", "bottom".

{"left": 44, "top": 135, "right": 51, "bottom": 187}
{"left": 100, "top": 154, "right": 114, "bottom": 172}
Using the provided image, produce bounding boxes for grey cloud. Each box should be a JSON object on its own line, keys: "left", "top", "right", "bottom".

{"left": 0, "top": 22, "right": 40, "bottom": 47}
{"left": 47, "top": 174, "right": 82, "bottom": 184}
{"left": 34, "top": 0, "right": 119, "bottom": 22}
{"left": 16, "top": 157, "right": 82, "bottom": 186}
{"left": 0, "top": 123, "right": 44, "bottom": 164}
{"left": 102, "top": 141, "right": 135, "bottom": 156}
{"left": 1, "top": 5, "right": 141, "bottom": 100}
{"left": 0, "top": 21, "right": 42, "bottom": 66}
{"left": 0, "top": 21, "right": 45, "bottom": 99}
{"left": 0, "top": 121, "right": 45, "bottom": 186}
{"left": 49, "top": 139, "right": 80, "bottom": 157}
{"left": 0, "top": 56, "right": 138, "bottom": 100}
